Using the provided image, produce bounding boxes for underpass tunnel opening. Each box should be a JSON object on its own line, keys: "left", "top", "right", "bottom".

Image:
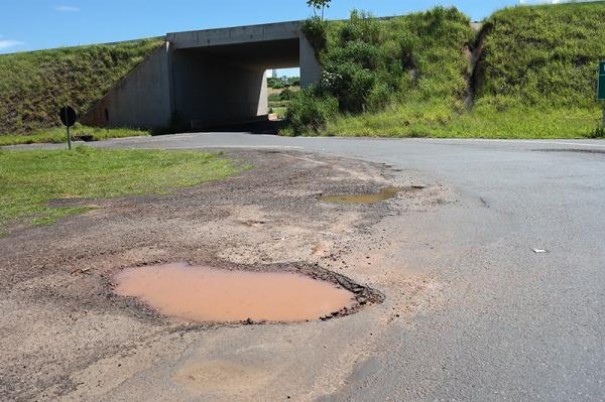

{"left": 172, "top": 38, "right": 301, "bottom": 131}
{"left": 267, "top": 66, "right": 301, "bottom": 122}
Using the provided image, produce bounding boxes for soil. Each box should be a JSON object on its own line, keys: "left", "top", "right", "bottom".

{"left": 0, "top": 150, "right": 453, "bottom": 401}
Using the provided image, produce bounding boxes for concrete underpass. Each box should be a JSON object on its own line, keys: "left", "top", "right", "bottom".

{"left": 82, "top": 21, "right": 321, "bottom": 131}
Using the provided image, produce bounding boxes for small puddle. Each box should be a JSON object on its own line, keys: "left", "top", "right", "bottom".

{"left": 113, "top": 263, "right": 356, "bottom": 323}
{"left": 321, "top": 187, "right": 399, "bottom": 204}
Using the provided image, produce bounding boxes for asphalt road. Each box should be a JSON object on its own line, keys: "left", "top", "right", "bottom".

{"left": 9, "top": 134, "right": 605, "bottom": 400}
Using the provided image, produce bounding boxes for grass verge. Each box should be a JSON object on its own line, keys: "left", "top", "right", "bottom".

{"left": 0, "top": 124, "right": 149, "bottom": 146}
{"left": 0, "top": 147, "right": 238, "bottom": 234}
{"left": 326, "top": 105, "right": 602, "bottom": 139}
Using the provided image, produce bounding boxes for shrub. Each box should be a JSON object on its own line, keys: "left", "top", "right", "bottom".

{"left": 317, "top": 10, "right": 402, "bottom": 114}
{"left": 302, "top": 17, "right": 328, "bottom": 54}
{"left": 268, "top": 78, "right": 285, "bottom": 89}
{"left": 286, "top": 7, "right": 484, "bottom": 136}
{"left": 279, "top": 88, "right": 294, "bottom": 101}
{"left": 286, "top": 89, "right": 338, "bottom": 134}
{"left": 339, "top": 10, "right": 383, "bottom": 45}
{"left": 588, "top": 124, "right": 605, "bottom": 139}
{"left": 268, "top": 93, "right": 282, "bottom": 102}
{"left": 288, "top": 77, "right": 301, "bottom": 86}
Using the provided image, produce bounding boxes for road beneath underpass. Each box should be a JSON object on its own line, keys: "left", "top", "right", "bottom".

{"left": 8, "top": 134, "right": 605, "bottom": 400}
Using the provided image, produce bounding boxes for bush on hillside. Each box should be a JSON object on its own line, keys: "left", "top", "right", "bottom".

{"left": 290, "top": 7, "right": 473, "bottom": 135}
{"left": 279, "top": 88, "right": 294, "bottom": 101}
{"left": 286, "top": 89, "right": 338, "bottom": 134}
{"left": 301, "top": 17, "right": 328, "bottom": 54}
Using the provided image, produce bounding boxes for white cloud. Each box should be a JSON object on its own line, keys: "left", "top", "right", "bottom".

{"left": 54, "top": 5, "right": 80, "bottom": 12}
{"left": 0, "top": 40, "right": 24, "bottom": 50}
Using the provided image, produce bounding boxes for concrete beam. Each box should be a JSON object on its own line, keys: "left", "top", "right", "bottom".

{"left": 167, "top": 21, "right": 302, "bottom": 49}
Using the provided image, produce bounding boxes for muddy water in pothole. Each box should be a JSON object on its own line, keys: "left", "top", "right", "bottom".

{"left": 114, "top": 263, "right": 356, "bottom": 323}
{"left": 321, "top": 187, "right": 399, "bottom": 204}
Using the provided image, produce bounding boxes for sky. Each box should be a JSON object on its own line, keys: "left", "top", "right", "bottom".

{"left": 0, "top": 0, "right": 565, "bottom": 71}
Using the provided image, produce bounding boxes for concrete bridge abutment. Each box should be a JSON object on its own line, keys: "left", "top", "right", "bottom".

{"left": 82, "top": 21, "right": 322, "bottom": 131}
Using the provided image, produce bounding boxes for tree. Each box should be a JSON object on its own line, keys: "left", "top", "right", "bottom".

{"left": 307, "top": 0, "right": 331, "bottom": 20}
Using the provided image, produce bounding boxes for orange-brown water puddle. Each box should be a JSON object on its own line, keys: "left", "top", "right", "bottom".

{"left": 321, "top": 187, "right": 399, "bottom": 204}
{"left": 114, "top": 263, "right": 356, "bottom": 323}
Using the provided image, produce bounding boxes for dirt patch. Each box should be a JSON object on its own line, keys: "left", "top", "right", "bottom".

{"left": 0, "top": 149, "right": 449, "bottom": 400}
{"left": 174, "top": 360, "right": 271, "bottom": 394}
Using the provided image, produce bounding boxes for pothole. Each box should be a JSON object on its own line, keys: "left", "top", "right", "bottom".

{"left": 321, "top": 187, "right": 400, "bottom": 204}
{"left": 113, "top": 263, "right": 366, "bottom": 324}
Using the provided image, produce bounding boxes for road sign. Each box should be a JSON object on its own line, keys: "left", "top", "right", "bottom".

{"left": 598, "top": 61, "right": 605, "bottom": 101}
{"left": 59, "top": 106, "right": 77, "bottom": 150}
{"left": 59, "top": 106, "right": 77, "bottom": 127}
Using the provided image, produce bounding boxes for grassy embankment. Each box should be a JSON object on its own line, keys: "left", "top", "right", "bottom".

{"left": 0, "top": 147, "right": 238, "bottom": 235}
{"left": 287, "top": 3, "right": 605, "bottom": 138}
{"left": 2, "top": 3, "right": 603, "bottom": 141}
{"left": 0, "top": 38, "right": 163, "bottom": 145}
{"left": 451, "top": 2, "right": 605, "bottom": 138}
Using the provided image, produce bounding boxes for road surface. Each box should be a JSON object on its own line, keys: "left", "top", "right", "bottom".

{"left": 6, "top": 134, "right": 605, "bottom": 400}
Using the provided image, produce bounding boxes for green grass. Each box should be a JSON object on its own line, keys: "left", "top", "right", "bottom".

{"left": 288, "top": 3, "right": 605, "bottom": 139}
{"left": 477, "top": 2, "right": 605, "bottom": 110}
{"left": 327, "top": 104, "right": 602, "bottom": 139}
{"left": 0, "top": 124, "right": 149, "bottom": 146}
{"left": 288, "top": 7, "right": 475, "bottom": 135}
{"left": 0, "top": 38, "right": 163, "bottom": 136}
{"left": 465, "top": 1, "right": 605, "bottom": 138}
{"left": 271, "top": 107, "right": 289, "bottom": 119}
{"left": 0, "top": 147, "right": 238, "bottom": 234}
{"left": 2, "top": 3, "right": 604, "bottom": 140}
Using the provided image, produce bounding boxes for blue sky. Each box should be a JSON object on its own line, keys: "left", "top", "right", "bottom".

{"left": 0, "top": 0, "right": 556, "bottom": 56}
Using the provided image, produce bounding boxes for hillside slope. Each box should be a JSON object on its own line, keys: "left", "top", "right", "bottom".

{"left": 464, "top": 1, "right": 605, "bottom": 137}
{"left": 0, "top": 38, "right": 163, "bottom": 136}
{"left": 291, "top": 3, "right": 605, "bottom": 138}
{"left": 287, "top": 7, "right": 475, "bottom": 136}
{"left": 1, "top": 3, "right": 604, "bottom": 140}
{"left": 477, "top": 2, "right": 605, "bottom": 110}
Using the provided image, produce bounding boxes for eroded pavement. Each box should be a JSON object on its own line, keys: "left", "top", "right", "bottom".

{"left": 0, "top": 150, "right": 456, "bottom": 401}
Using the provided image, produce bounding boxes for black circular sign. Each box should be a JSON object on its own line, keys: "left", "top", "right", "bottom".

{"left": 59, "top": 106, "right": 77, "bottom": 127}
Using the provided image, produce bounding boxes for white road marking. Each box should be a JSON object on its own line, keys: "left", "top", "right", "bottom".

{"left": 420, "top": 138, "right": 605, "bottom": 148}
{"left": 134, "top": 145, "right": 304, "bottom": 150}
{"left": 291, "top": 136, "right": 605, "bottom": 148}
{"left": 166, "top": 134, "right": 605, "bottom": 148}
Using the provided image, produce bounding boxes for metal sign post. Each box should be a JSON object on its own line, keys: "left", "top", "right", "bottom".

{"left": 59, "top": 106, "right": 77, "bottom": 150}
{"left": 598, "top": 61, "right": 605, "bottom": 101}
{"left": 598, "top": 61, "right": 605, "bottom": 128}
{"left": 67, "top": 125, "right": 71, "bottom": 150}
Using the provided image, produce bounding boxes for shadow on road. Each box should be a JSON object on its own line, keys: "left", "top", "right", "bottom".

{"left": 197, "top": 120, "right": 286, "bottom": 135}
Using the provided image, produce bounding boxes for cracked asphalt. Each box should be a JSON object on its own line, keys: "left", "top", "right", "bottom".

{"left": 2, "top": 134, "right": 605, "bottom": 401}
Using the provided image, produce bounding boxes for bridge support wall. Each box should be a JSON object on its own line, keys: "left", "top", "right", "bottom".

{"left": 82, "top": 21, "right": 321, "bottom": 131}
